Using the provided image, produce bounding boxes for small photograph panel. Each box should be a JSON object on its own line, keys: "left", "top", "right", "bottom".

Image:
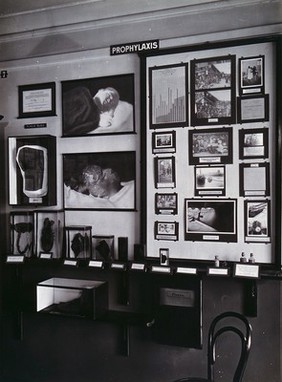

{"left": 152, "top": 131, "right": 176, "bottom": 154}
{"left": 239, "top": 56, "right": 264, "bottom": 95}
{"left": 154, "top": 156, "right": 176, "bottom": 188}
{"left": 154, "top": 221, "right": 179, "bottom": 241}
{"left": 195, "top": 165, "right": 225, "bottom": 196}
{"left": 189, "top": 127, "right": 232, "bottom": 165}
{"left": 244, "top": 200, "right": 270, "bottom": 243}
{"left": 155, "top": 193, "right": 178, "bottom": 215}
{"left": 239, "top": 128, "right": 268, "bottom": 159}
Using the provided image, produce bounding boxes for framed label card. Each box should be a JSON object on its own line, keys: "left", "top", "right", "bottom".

{"left": 189, "top": 127, "right": 233, "bottom": 165}
{"left": 238, "top": 127, "right": 269, "bottom": 159}
{"left": 18, "top": 82, "right": 56, "bottom": 118}
{"left": 149, "top": 63, "right": 188, "bottom": 129}
{"left": 237, "top": 95, "right": 269, "bottom": 123}
{"left": 244, "top": 199, "right": 270, "bottom": 242}
{"left": 239, "top": 162, "right": 270, "bottom": 196}
{"left": 191, "top": 55, "right": 236, "bottom": 126}
{"left": 239, "top": 55, "right": 264, "bottom": 95}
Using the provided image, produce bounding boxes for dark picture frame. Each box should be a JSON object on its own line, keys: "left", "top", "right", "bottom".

{"left": 154, "top": 156, "right": 176, "bottom": 188}
{"left": 184, "top": 198, "right": 237, "bottom": 242}
{"left": 239, "top": 55, "right": 265, "bottom": 95}
{"left": 155, "top": 193, "right": 178, "bottom": 215}
{"left": 62, "top": 73, "right": 135, "bottom": 136}
{"left": 244, "top": 199, "right": 270, "bottom": 243}
{"left": 237, "top": 94, "right": 269, "bottom": 123}
{"left": 149, "top": 63, "right": 188, "bottom": 129}
{"left": 239, "top": 127, "right": 269, "bottom": 159}
{"left": 152, "top": 130, "right": 176, "bottom": 154}
{"left": 63, "top": 151, "right": 136, "bottom": 210}
{"left": 239, "top": 162, "right": 270, "bottom": 197}
{"left": 194, "top": 165, "right": 226, "bottom": 196}
{"left": 188, "top": 127, "right": 233, "bottom": 165}
{"left": 154, "top": 221, "right": 179, "bottom": 241}
{"left": 18, "top": 82, "right": 56, "bottom": 119}
{"left": 190, "top": 55, "right": 236, "bottom": 126}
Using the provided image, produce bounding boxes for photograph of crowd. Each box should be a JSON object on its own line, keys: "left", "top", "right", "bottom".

{"left": 194, "top": 90, "right": 232, "bottom": 119}
{"left": 194, "top": 57, "right": 232, "bottom": 90}
{"left": 155, "top": 193, "right": 177, "bottom": 214}
{"left": 189, "top": 128, "right": 232, "bottom": 164}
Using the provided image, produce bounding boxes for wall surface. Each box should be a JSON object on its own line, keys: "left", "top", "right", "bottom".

{"left": 0, "top": 1, "right": 281, "bottom": 382}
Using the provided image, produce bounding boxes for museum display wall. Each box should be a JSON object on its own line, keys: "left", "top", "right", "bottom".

{"left": 0, "top": 1, "right": 282, "bottom": 381}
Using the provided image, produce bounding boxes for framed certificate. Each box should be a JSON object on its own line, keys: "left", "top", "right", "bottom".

{"left": 18, "top": 82, "right": 56, "bottom": 118}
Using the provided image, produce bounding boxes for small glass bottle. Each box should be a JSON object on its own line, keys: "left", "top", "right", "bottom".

{"left": 249, "top": 253, "right": 255, "bottom": 263}
{"left": 240, "top": 252, "right": 247, "bottom": 263}
{"left": 214, "top": 255, "right": 220, "bottom": 267}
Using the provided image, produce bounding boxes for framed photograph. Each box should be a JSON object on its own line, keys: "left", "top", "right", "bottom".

{"left": 194, "top": 165, "right": 226, "bottom": 196}
{"left": 154, "top": 221, "right": 179, "bottom": 241}
{"left": 184, "top": 198, "right": 237, "bottom": 242}
{"left": 155, "top": 193, "right": 178, "bottom": 215}
{"left": 18, "top": 82, "right": 56, "bottom": 119}
{"left": 154, "top": 156, "right": 176, "bottom": 188}
{"left": 152, "top": 130, "right": 176, "bottom": 154}
{"left": 239, "top": 127, "right": 269, "bottom": 159}
{"left": 149, "top": 63, "right": 188, "bottom": 129}
{"left": 62, "top": 73, "right": 135, "bottom": 136}
{"left": 237, "top": 94, "right": 269, "bottom": 123}
{"left": 8, "top": 135, "right": 57, "bottom": 207}
{"left": 63, "top": 151, "right": 136, "bottom": 210}
{"left": 239, "top": 56, "right": 264, "bottom": 95}
{"left": 191, "top": 55, "right": 236, "bottom": 126}
{"left": 244, "top": 200, "right": 270, "bottom": 243}
{"left": 189, "top": 127, "right": 233, "bottom": 165}
{"left": 239, "top": 162, "right": 270, "bottom": 197}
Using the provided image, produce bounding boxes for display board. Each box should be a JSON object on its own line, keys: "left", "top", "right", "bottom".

{"left": 142, "top": 37, "right": 279, "bottom": 264}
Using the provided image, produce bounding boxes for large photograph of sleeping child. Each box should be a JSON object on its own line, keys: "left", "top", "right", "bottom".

{"left": 62, "top": 74, "right": 135, "bottom": 136}
{"left": 63, "top": 151, "right": 136, "bottom": 210}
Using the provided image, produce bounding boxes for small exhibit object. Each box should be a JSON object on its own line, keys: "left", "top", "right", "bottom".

{"left": 10, "top": 211, "right": 34, "bottom": 258}
{"left": 34, "top": 210, "right": 64, "bottom": 259}
{"left": 92, "top": 235, "right": 114, "bottom": 262}
{"left": 66, "top": 225, "right": 92, "bottom": 259}
{"left": 37, "top": 277, "right": 108, "bottom": 319}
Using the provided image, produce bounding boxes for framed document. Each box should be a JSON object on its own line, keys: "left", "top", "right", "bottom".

{"left": 237, "top": 95, "right": 269, "bottom": 123}
{"left": 18, "top": 82, "right": 56, "bottom": 118}
{"left": 239, "top": 162, "right": 270, "bottom": 197}
{"left": 149, "top": 63, "right": 188, "bottom": 129}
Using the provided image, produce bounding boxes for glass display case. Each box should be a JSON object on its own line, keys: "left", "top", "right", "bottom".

{"left": 92, "top": 235, "right": 114, "bottom": 262}
{"left": 34, "top": 210, "right": 65, "bottom": 259}
{"left": 65, "top": 225, "right": 92, "bottom": 259}
{"left": 8, "top": 135, "right": 56, "bottom": 206}
{"left": 37, "top": 277, "right": 108, "bottom": 319}
{"left": 10, "top": 211, "right": 34, "bottom": 258}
